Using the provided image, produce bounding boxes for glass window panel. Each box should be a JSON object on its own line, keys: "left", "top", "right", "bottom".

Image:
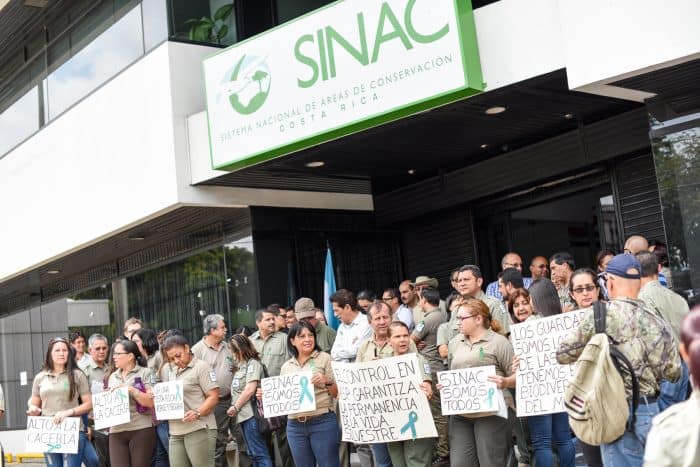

{"left": 142, "top": 0, "right": 169, "bottom": 52}
{"left": 168, "top": 0, "right": 237, "bottom": 46}
{"left": 0, "top": 86, "right": 40, "bottom": 156}
{"left": 652, "top": 123, "right": 700, "bottom": 302}
{"left": 276, "top": 0, "right": 333, "bottom": 24}
{"left": 46, "top": 6, "right": 144, "bottom": 120}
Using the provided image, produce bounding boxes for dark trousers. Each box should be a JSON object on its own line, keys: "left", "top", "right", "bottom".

{"left": 215, "top": 397, "right": 233, "bottom": 467}
{"left": 109, "top": 427, "right": 157, "bottom": 467}
{"left": 93, "top": 429, "right": 111, "bottom": 467}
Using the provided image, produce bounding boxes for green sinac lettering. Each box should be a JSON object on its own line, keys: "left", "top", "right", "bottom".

{"left": 371, "top": 2, "right": 412, "bottom": 64}
{"left": 404, "top": 0, "right": 449, "bottom": 44}
{"left": 325, "top": 12, "right": 369, "bottom": 79}
{"left": 295, "top": 34, "right": 319, "bottom": 88}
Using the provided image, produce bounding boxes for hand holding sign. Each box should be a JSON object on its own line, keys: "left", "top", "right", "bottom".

{"left": 93, "top": 387, "right": 130, "bottom": 430}
{"left": 438, "top": 365, "right": 498, "bottom": 416}
{"left": 261, "top": 371, "right": 316, "bottom": 418}
{"left": 26, "top": 416, "right": 80, "bottom": 454}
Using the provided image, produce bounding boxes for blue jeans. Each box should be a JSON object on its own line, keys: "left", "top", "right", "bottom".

{"left": 240, "top": 416, "right": 273, "bottom": 467}
{"left": 153, "top": 421, "right": 170, "bottom": 467}
{"left": 658, "top": 361, "right": 689, "bottom": 411}
{"left": 46, "top": 431, "right": 98, "bottom": 467}
{"left": 371, "top": 442, "right": 392, "bottom": 467}
{"left": 287, "top": 412, "right": 340, "bottom": 467}
{"left": 528, "top": 412, "right": 575, "bottom": 467}
{"left": 601, "top": 401, "right": 659, "bottom": 467}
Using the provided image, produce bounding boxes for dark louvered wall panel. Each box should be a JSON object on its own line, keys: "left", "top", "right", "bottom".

{"left": 614, "top": 153, "right": 667, "bottom": 242}
{"left": 401, "top": 209, "right": 476, "bottom": 297}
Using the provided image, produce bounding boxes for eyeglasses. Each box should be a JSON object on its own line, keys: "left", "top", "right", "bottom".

{"left": 113, "top": 352, "right": 129, "bottom": 356}
{"left": 572, "top": 285, "right": 597, "bottom": 294}
{"left": 382, "top": 296, "right": 394, "bottom": 301}
{"left": 504, "top": 263, "right": 522, "bottom": 269}
{"left": 456, "top": 315, "right": 476, "bottom": 321}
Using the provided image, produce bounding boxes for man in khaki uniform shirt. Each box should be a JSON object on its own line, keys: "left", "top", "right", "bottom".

{"left": 83, "top": 333, "right": 110, "bottom": 467}
{"left": 250, "top": 308, "right": 294, "bottom": 467}
{"left": 192, "top": 314, "right": 235, "bottom": 467}
{"left": 457, "top": 265, "right": 511, "bottom": 335}
{"left": 292, "top": 298, "right": 336, "bottom": 353}
{"left": 412, "top": 289, "right": 449, "bottom": 465}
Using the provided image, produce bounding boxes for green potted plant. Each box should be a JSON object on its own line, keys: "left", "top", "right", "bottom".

{"left": 185, "top": 3, "right": 234, "bottom": 44}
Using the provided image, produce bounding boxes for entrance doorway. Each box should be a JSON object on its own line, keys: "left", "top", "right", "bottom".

{"left": 475, "top": 173, "right": 622, "bottom": 283}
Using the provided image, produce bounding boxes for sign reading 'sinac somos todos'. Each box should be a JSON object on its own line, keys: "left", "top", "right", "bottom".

{"left": 203, "top": 0, "right": 483, "bottom": 171}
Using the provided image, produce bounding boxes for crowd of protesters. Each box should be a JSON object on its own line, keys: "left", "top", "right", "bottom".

{"left": 13, "top": 234, "right": 696, "bottom": 467}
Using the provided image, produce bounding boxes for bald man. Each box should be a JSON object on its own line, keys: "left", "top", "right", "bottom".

{"left": 486, "top": 252, "right": 532, "bottom": 300}
{"left": 529, "top": 256, "right": 549, "bottom": 280}
{"left": 624, "top": 235, "right": 649, "bottom": 255}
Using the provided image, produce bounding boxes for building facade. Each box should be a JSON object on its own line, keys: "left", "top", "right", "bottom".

{"left": 0, "top": 0, "right": 698, "bottom": 430}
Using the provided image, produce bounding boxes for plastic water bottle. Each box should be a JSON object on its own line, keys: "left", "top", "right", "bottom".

{"left": 133, "top": 377, "right": 149, "bottom": 414}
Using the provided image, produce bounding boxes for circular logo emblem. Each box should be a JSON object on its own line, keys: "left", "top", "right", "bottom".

{"left": 220, "top": 54, "right": 271, "bottom": 115}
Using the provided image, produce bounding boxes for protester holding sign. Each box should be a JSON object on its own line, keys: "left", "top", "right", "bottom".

{"left": 162, "top": 335, "right": 220, "bottom": 467}
{"left": 226, "top": 334, "right": 272, "bottom": 467}
{"left": 27, "top": 337, "right": 94, "bottom": 467}
{"left": 526, "top": 279, "right": 576, "bottom": 467}
{"left": 385, "top": 321, "right": 435, "bottom": 467}
{"left": 446, "top": 298, "right": 515, "bottom": 467}
{"left": 279, "top": 320, "right": 339, "bottom": 467}
{"left": 106, "top": 339, "right": 156, "bottom": 467}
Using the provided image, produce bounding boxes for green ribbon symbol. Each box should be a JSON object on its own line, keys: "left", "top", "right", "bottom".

{"left": 298, "top": 376, "right": 313, "bottom": 404}
{"left": 400, "top": 411, "right": 418, "bottom": 440}
{"left": 479, "top": 347, "right": 484, "bottom": 360}
{"left": 117, "top": 389, "right": 128, "bottom": 403}
{"left": 175, "top": 383, "right": 182, "bottom": 401}
{"left": 47, "top": 443, "right": 61, "bottom": 453}
{"left": 485, "top": 388, "right": 495, "bottom": 408}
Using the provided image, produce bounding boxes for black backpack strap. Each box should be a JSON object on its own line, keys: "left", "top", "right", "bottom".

{"left": 610, "top": 347, "right": 640, "bottom": 433}
{"left": 593, "top": 301, "right": 607, "bottom": 334}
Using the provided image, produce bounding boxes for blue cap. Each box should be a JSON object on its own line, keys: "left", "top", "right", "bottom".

{"left": 606, "top": 254, "right": 641, "bottom": 279}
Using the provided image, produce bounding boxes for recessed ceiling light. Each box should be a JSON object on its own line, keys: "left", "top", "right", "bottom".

{"left": 305, "top": 161, "right": 325, "bottom": 168}
{"left": 46, "top": 269, "right": 61, "bottom": 275}
{"left": 407, "top": 169, "right": 416, "bottom": 175}
{"left": 128, "top": 235, "right": 146, "bottom": 241}
{"left": 485, "top": 106, "right": 506, "bottom": 115}
{"left": 564, "top": 113, "right": 574, "bottom": 119}
{"left": 480, "top": 144, "right": 489, "bottom": 149}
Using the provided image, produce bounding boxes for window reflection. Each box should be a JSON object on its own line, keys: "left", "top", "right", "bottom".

{"left": 0, "top": 86, "right": 40, "bottom": 155}
{"left": 652, "top": 122, "right": 700, "bottom": 303}
{"left": 46, "top": 7, "right": 144, "bottom": 120}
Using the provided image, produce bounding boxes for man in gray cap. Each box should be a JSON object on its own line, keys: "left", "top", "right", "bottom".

{"left": 557, "top": 254, "right": 681, "bottom": 466}
{"left": 294, "top": 297, "right": 336, "bottom": 353}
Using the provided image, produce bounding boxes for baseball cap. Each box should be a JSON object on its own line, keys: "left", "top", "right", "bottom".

{"left": 605, "top": 254, "right": 642, "bottom": 279}
{"left": 294, "top": 297, "right": 316, "bottom": 319}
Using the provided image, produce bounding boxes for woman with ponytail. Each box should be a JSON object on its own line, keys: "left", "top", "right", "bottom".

{"left": 644, "top": 305, "right": 700, "bottom": 467}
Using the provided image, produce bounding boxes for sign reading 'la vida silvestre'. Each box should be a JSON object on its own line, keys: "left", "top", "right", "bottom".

{"left": 203, "top": 0, "right": 483, "bottom": 171}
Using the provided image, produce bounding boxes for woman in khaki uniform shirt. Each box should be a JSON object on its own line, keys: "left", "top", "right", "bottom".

{"left": 107, "top": 339, "right": 155, "bottom": 467}
{"left": 27, "top": 337, "right": 93, "bottom": 467}
{"left": 226, "top": 334, "right": 272, "bottom": 467}
{"left": 277, "top": 321, "right": 339, "bottom": 467}
{"left": 162, "top": 335, "right": 219, "bottom": 467}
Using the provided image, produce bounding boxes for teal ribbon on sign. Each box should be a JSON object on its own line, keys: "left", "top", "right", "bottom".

{"left": 298, "top": 376, "right": 313, "bottom": 404}
{"left": 117, "top": 388, "right": 128, "bottom": 403}
{"left": 485, "top": 388, "right": 495, "bottom": 408}
{"left": 47, "top": 443, "right": 61, "bottom": 453}
{"left": 175, "top": 383, "right": 182, "bottom": 400}
{"left": 400, "top": 411, "right": 418, "bottom": 440}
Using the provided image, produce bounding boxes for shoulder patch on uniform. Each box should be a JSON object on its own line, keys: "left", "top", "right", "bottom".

{"left": 209, "top": 371, "right": 217, "bottom": 382}
{"left": 247, "top": 364, "right": 255, "bottom": 374}
{"left": 423, "top": 363, "right": 432, "bottom": 375}
{"left": 416, "top": 321, "right": 425, "bottom": 332}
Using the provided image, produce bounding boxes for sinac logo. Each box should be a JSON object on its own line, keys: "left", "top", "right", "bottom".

{"left": 219, "top": 54, "right": 271, "bottom": 115}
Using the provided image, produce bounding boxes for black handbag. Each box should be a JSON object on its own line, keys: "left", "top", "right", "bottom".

{"left": 252, "top": 363, "right": 287, "bottom": 435}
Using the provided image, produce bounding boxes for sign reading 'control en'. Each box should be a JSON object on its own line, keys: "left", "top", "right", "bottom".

{"left": 203, "top": 0, "right": 483, "bottom": 171}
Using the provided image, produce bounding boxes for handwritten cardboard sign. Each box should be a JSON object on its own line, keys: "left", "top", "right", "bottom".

{"left": 153, "top": 381, "right": 185, "bottom": 420}
{"left": 438, "top": 365, "right": 498, "bottom": 415}
{"left": 93, "top": 387, "right": 130, "bottom": 430}
{"left": 333, "top": 354, "right": 437, "bottom": 444}
{"left": 510, "top": 309, "right": 587, "bottom": 416}
{"left": 26, "top": 416, "right": 79, "bottom": 453}
{"left": 261, "top": 371, "right": 316, "bottom": 418}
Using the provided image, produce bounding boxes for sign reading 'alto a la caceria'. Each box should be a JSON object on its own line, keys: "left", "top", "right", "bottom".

{"left": 203, "top": 0, "right": 483, "bottom": 171}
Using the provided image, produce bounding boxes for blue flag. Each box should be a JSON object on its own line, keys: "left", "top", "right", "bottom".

{"left": 324, "top": 248, "right": 340, "bottom": 330}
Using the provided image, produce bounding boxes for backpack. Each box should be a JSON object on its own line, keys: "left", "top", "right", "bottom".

{"left": 251, "top": 363, "right": 287, "bottom": 435}
{"left": 564, "top": 301, "right": 639, "bottom": 445}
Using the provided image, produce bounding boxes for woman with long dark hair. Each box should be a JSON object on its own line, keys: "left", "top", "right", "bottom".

{"left": 27, "top": 337, "right": 94, "bottom": 467}
{"left": 645, "top": 306, "right": 700, "bottom": 466}
{"left": 523, "top": 279, "right": 576, "bottom": 467}
{"left": 107, "top": 339, "right": 156, "bottom": 467}
{"left": 227, "top": 334, "right": 272, "bottom": 467}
